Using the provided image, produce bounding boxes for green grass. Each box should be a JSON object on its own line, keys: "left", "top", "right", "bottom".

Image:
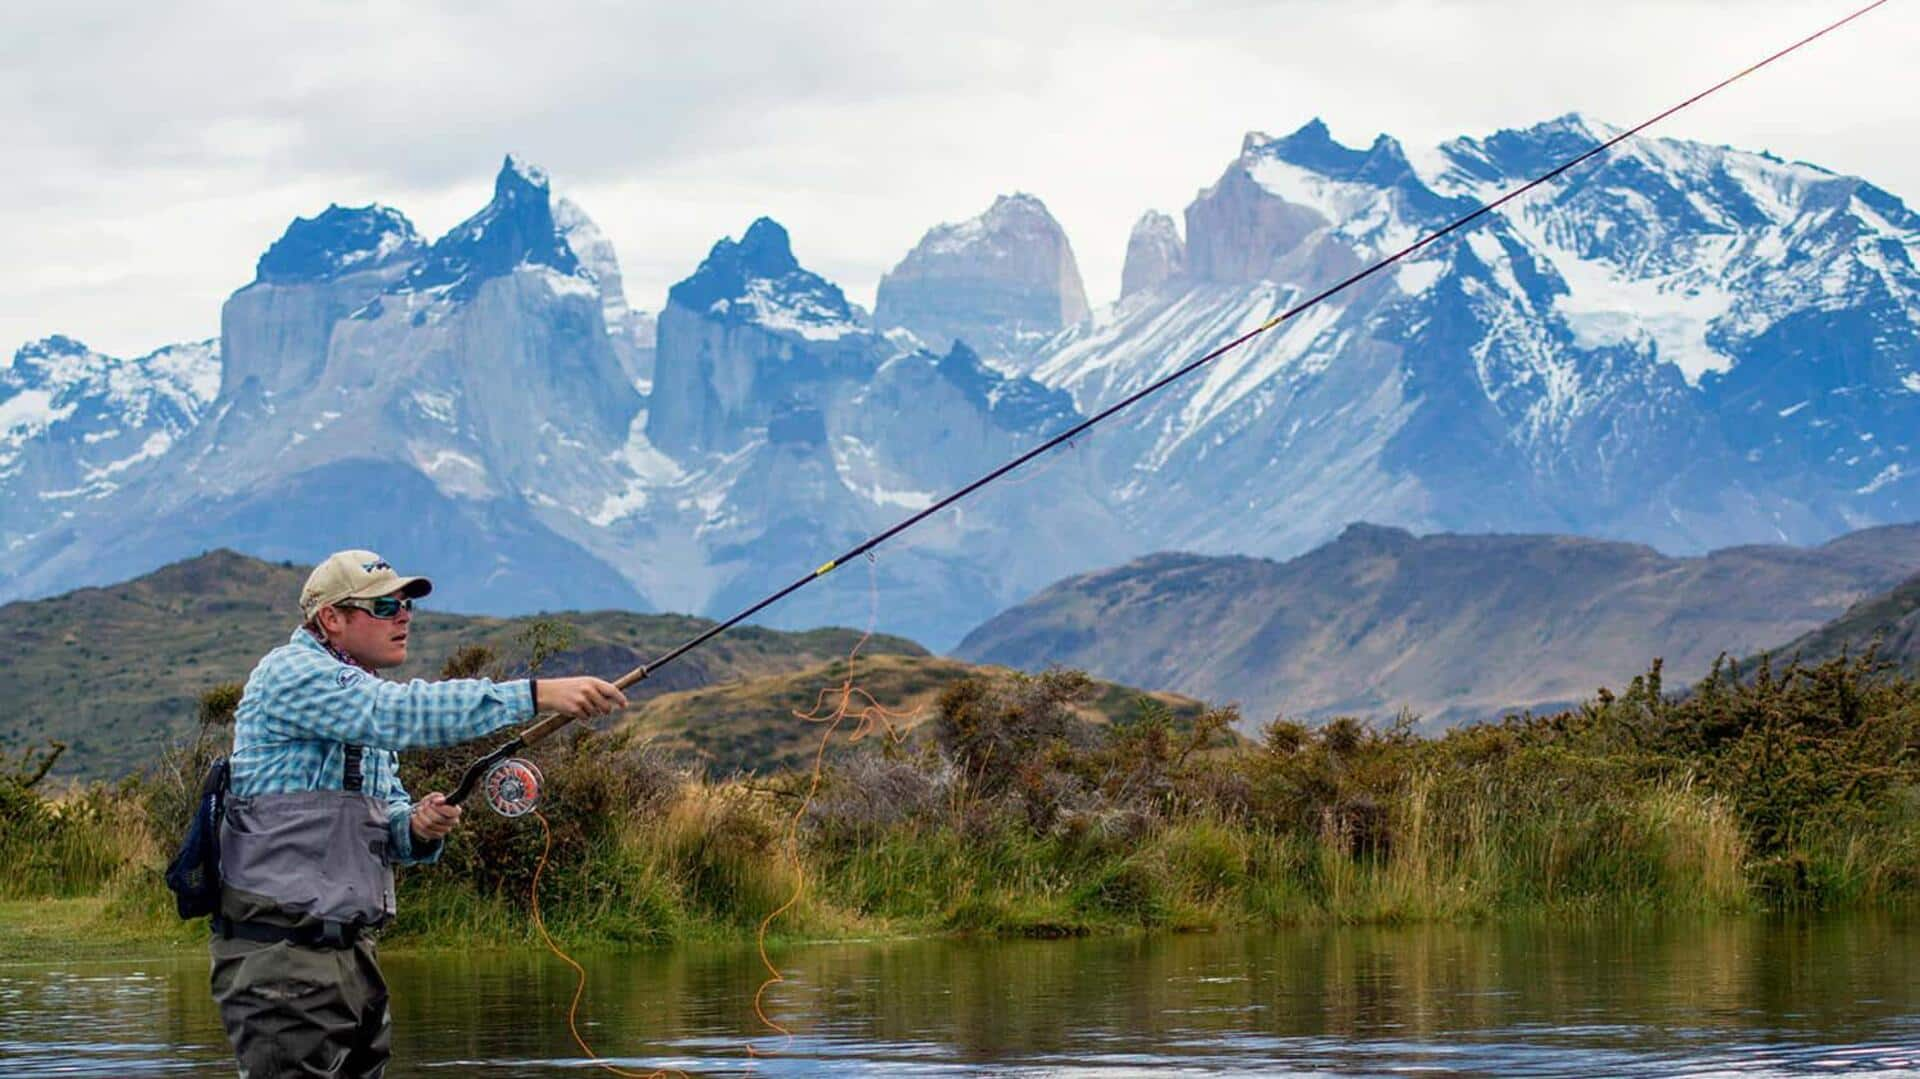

{"left": 4, "top": 654, "right": 1915, "bottom": 961}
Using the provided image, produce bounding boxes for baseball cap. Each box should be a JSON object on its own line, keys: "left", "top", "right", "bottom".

{"left": 299, "top": 550, "right": 433, "bottom": 622}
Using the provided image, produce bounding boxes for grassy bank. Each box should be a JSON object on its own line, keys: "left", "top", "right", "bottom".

{"left": 3, "top": 651, "right": 1915, "bottom": 957}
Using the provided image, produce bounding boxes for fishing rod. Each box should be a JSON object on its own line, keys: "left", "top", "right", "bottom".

{"left": 447, "top": 0, "right": 1891, "bottom": 815}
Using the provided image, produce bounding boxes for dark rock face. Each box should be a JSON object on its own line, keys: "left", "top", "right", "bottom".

{"left": 401, "top": 155, "right": 582, "bottom": 299}
{"left": 255, "top": 205, "right": 423, "bottom": 284}
{"left": 874, "top": 193, "right": 1090, "bottom": 362}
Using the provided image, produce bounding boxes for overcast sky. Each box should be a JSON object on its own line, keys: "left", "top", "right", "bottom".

{"left": 5, "top": 0, "right": 1912, "bottom": 358}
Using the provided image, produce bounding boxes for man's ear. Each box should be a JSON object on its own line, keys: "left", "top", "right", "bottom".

{"left": 314, "top": 606, "right": 343, "bottom": 639}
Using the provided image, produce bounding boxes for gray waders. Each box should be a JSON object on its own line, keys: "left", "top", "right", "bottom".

{"left": 212, "top": 746, "right": 399, "bottom": 1078}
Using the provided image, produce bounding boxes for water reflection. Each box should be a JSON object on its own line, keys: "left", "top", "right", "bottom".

{"left": 2, "top": 914, "right": 1915, "bottom": 1076}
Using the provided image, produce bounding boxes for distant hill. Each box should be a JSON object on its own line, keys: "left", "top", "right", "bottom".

{"left": 617, "top": 652, "right": 1214, "bottom": 774}
{"left": 0, "top": 550, "right": 924, "bottom": 779}
{"left": 1749, "top": 571, "right": 1920, "bottom": 672}
{"left": 955, "top": 522, "right": 1920, "bottom": 727}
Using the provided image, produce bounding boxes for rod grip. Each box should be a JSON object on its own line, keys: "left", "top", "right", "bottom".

{"left": 518, "top": 711, "right": 575, "bottom": 746}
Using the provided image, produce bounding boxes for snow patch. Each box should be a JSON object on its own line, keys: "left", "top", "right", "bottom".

{"left": 830, "top": 434, "right": 936, "bottom": 510}
{"left": 1505, "top": 209, "right": 1738, "bottom": 385}
{"left": 853, "top": 482, "right": 935, "bottom": 510}
{"left": 587, "top": 413, "right": 686, "bottom": 527}
{"left": 411, "top": 391, "right": 456, "bottom": 426}
{"left": 84, "top": 431, "right": 173, "bottom": 480}
{"left": 413, "top": 446, "right": 491, "bottom": 497}
{"left": 142, "top": 340, "right": 221, "bottom": 406}
{"left": 1857, "top": 463, "right": 1905, "bottom": 495}
{"left": 709, "top": 278, "right": 862, "bottom": 341}
{"left": 1395, "top": 261, "right": 1444, "bottom": 295}
{"left": 1247, "top": 157, "right": 1378, "bottom": 224}
{"left": 534, "top": 265, "right": 599, "bottom": 300}
{"left": 0, "top": 390, "right": 71, "bottom": 439}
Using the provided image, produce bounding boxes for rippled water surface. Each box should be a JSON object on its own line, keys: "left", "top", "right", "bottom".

{"left": 3, "top": 915, "right": 1916, "bottom": 1076}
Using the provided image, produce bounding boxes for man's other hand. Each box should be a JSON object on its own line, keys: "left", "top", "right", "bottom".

{"left": 410, "top": 791, "right": 461, "bottom": 843}
{"left": 540, "top": 676, "right": 628, "bottom": 718}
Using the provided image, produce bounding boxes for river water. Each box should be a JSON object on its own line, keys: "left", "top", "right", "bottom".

{"left": 2, "top": 915, "right": 1916, "bottom": 1076}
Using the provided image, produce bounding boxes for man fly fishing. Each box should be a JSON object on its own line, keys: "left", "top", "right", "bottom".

{"left": 208, "top": 550, "right": 626, "bottom": 1078}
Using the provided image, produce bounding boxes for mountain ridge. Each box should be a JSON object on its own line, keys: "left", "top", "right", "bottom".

{"left": 954, "top": 521, "right": 1920, "bottom": 727}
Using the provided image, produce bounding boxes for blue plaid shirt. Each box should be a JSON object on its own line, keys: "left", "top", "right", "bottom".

{"left": 230, "top": 628, "right": 535, "bottom": 864}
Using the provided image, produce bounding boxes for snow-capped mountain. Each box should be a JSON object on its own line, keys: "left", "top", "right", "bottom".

{"left": 1026, "top": 115, "right": 1917, "bottom": 558}
{"left": 2, "top": 116, "right": 1915, "bottom": 651}
{"left": 2, "top": 157, "right": 649, "bottom": 612}
{"left": 1, "top": 335, "right": 218, "bottom": 554}
{"left": 874, "top": 193, "right": 1090, "bottom": 363}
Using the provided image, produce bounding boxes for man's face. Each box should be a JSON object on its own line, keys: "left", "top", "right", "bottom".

{"left": 319, "top": 592, "right": 413, "bottom": 669}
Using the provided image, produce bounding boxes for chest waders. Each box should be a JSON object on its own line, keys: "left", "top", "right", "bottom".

{"left": 216, "top": 744, "right": 394, "bottom": 945}
{"left": 210, "top": 744, "right": 398, "bottom": 1078}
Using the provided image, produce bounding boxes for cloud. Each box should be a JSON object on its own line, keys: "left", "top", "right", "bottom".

{"left": 3, "top": 0, "right": 1911, "bottom": 357}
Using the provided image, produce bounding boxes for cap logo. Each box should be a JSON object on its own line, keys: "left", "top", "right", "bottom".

{"left": 361, "top": 560, "right": 391, "bottom": 573}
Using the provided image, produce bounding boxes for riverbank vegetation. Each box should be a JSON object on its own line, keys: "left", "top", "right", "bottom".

{"left": 3, "top": 646, "right": 1915, "bottom": 955}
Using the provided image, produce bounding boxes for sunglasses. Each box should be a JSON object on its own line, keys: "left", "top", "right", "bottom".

{"left": 335, "top": 596, "right": 415, "bottom": 619}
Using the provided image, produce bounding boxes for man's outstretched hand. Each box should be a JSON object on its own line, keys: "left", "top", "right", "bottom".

{"left": 539, "top": 676, "right": 628, "bottom": 718}
{"left": 410, "top": 791, "right": 460, "bottom": 843}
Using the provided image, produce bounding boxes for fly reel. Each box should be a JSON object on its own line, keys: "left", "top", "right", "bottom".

{"left": 481, "top": 757, "right": 544, "bottom": 817}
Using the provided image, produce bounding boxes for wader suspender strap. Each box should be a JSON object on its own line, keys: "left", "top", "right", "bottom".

{"left": 343, "top": 744, "right": 364, "bottom": 792}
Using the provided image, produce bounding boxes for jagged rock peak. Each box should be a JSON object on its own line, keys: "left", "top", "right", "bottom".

{"left": 1249, "top": 120, "right": 1416, "bottom": 185}
{"left": 7, "top": 335, "right": 100, "bottom": 395}
{"left": 398, "top": 154, "right": 583, "bottom": 299}
{"left": 874, "top": 192, "right": 1090, "bottom": 360}
{"left": 255, "top": 204, "right": 423, "bottom": 285}
{"left": 667, "top": 217, "right": 858, "bottom": 339}
{"left": 502, "top": 152, "right": 550, "bottom": 188}
{"left": 1256, "top": 119, "right": 1363, "bottom": 172}
{"left": 1534, "top": 112, "right": 1626, "bottom": 141}
{"left": 13, "top": 334, "right": 92, "bottom": 365}
{"left": 6, "top": 335, "right": 146, "bottom": 393}
{"left": 733, "top": 217, "right": 804, "bottom": 278}
{"left": 1121, "top": 211, "right": 1186, "bottom": 299}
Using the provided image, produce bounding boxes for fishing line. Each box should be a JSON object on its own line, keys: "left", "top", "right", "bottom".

{"left": 529, "top": 809, "right": 688, "bottom": 1079}
{"left": 750, "top": 553, "right": 919, "bottom": 1055}
{"left": 456, "top": 0, "right": 1891, "bottom": 1060}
